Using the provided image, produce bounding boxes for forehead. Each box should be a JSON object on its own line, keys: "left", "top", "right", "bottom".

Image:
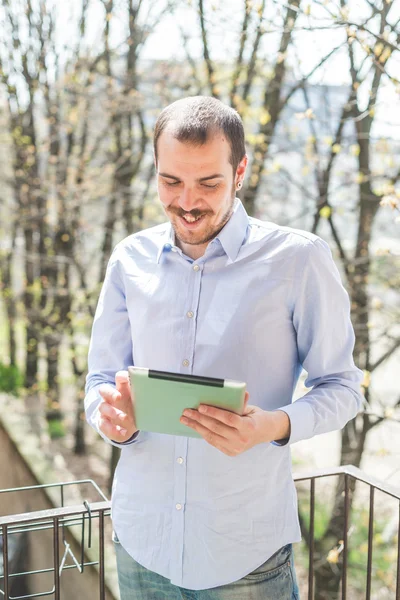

{"left": 157, "top": 129, "right": 231, "bottom": 174}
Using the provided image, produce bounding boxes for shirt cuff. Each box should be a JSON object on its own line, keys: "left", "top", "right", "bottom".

{"left": 271, "top": 410, "right": 291, "bottom": 446}
{"left": 112, "top": 430, "right": 141, "bottom": 446}
{"left": 271, "top": 401, "right": 315, "bottom": 446}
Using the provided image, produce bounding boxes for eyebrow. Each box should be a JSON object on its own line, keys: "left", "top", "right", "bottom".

{"left": 159, "top": 172, "right": 225, "bottom": 182}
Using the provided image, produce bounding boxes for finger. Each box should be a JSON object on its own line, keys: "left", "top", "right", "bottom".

{"left": 115, "top": 370, "right": 130, "bottom": 393}
{"left": 99, "top": 401, "right": 128, "bottom": 424}
{"left": 99, "top": 384, "right": 120, "bottom": 405}
{"left": 180, "top": 415, "right": 231, "bottom": 445}
{"left": 182, "top": 409, "right": 236, "bottom": 440}
{"left": 181, "top": 417, "right": 238, "bottom": 456}
{"left": 243, "top": 391, "right": 249, "bottom": 409}
{"left": 213, "top": 444, "right": 239, "bottom": 457}
{"left": 196, "top": 404, "right": 243, "bottom": 429}
{"left": 99, "top": 415, "right": 128, "bottom": 441}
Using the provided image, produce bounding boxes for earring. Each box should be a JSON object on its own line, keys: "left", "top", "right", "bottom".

{"left": 236, "top": 181, "right": 242, "bottom": 190}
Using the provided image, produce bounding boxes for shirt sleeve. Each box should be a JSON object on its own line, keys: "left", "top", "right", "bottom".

{"left": 84, "top": 246, "right": 140, "bottom": 449}
{"left": 273, "top": 237, "right": 364, "bottom": 446}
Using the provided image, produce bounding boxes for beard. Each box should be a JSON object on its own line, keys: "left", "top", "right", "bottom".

{"left": 168, "top": 181, "right": 236, "bottom": 247}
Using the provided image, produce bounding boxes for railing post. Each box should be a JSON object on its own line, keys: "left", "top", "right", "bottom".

{"left": 342, "top": 474, "right": 349, "bottom": 600}
{"left": 366, "top": 486, "right": 374, "bottom": 600}
{"left": 2, "top": 524, "right": 9, "bottom": 600}
{"left": 396, "top": 501, "right": 400, "bottom": 600}
{"left": 99, "top": 510, "right": 105, "bottom": 600}
{"left": 308, "top": 478, "right": 315, "bottom": 600}
{"left": 53, "top": 516, "right": 60, "bottom": 600}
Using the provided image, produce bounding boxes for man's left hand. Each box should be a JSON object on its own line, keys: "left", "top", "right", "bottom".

{"left": 180, "top": 393, "right": 290, "bottom": 456}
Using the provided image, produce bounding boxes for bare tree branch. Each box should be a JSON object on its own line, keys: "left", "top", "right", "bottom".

{"left": 179, "top": 25, "right": 204, "bottom": 94}
{"left": 241, "top": 0, "right": 266, "bottom": 107}
{"left": 230, "top": 0, "right": 252, "bottom": 108}
{"left": 198, "top": 0, "right": 219, "bottom": 98}
{"left": 370, "top": 337, "right": 400, "bottom": 373}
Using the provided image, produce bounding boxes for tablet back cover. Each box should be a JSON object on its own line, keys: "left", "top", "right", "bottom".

{"left": 129, "top": 367, "right": 245, "bottom": 438}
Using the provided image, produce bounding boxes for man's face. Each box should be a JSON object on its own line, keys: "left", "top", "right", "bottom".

{"left": 156, "top": 129, "right": 243, "bottom": 248}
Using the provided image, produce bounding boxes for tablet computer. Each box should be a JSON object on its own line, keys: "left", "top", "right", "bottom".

{"left": 128, "top": 366, "right": 246, "bottom": 438}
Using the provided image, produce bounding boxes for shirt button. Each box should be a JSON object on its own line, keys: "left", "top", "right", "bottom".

{"left": 186, "top": 311, "right": 194, "bottom": 318}
{"left": 193, "top": 264, "right": 200, "bottom": 271}
{"left": 182, "top": 359, "right": 190, "bottom": 367}
{"left": 177, "top": 457, "right": 184, "bottom": 464}
{"left": 176, "top": 503, "right": 182, "bottom": 511}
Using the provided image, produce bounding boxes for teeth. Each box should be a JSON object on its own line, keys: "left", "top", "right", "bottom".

{"left": 183, "top": 215, "right": 201, "bottom": 222}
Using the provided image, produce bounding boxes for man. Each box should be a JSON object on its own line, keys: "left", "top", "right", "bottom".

{"left": 85, "top": 96, "right": 363, "bottom": 600}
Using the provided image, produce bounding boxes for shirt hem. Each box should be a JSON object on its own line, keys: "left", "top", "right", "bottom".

{"left": 172, "top": 532, "right": 302, "bottom": 590}
{"left": 111, "top": 519, "right": 302, "bottom": 591}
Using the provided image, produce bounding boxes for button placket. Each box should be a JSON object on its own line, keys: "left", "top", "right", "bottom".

{"left": 171, "top": 260, "right": 204, "bottom": 584}
{"left": 180, "top": 262, "right": 203, "bottom": 374}
{"left": 171, "top": 435, "right": 188, "bottom": 585}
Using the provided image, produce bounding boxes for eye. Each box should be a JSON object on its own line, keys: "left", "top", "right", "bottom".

{"left": 164, "top": 181, "right": 181, "bottom": 187}
{"left": 202, "top": 183, "right": 220, "bottom": 189}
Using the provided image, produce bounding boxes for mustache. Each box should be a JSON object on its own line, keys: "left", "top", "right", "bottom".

{"left": 169, "top": 208, "right": 212, "bottom": 218}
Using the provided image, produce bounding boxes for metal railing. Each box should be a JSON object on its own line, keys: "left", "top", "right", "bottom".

{"left": 293, "top": 465, "right": 400, "bottom": 600}
{"left": 0, "top": 480, "right": 110, "bottom": 600}
{"left": 1, "top": 466, "right": 399, "bottom": 599}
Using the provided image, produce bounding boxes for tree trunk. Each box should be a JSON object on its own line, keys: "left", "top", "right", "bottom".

{"left": 242, "top": 0, "right": 301, "bottom": 216}
{"left": 312, "top": 203, "right": 376, "bottom": 597}
{"left": 25, "top": 323, "right": 39, "bottom": 391}
{"left": 313, "top": 147, "right": 379, "bottom": 599}
{"left": 8, "top": 311, "right": 17, "bottom": 368}
{"left": 45, "top": 333, "right": 64, "bottom": 437}
{"left": 74, "top": 391, "right": 86, "bottom": 455}
{"left": 1, "top": 241, "right": 17, "bottom": 367}
{"left": 313, "top": 414, "right": 369, "bottom": 599}
{"left": 108, "top": 446, "right": 120, "bottom": 496}
{"left": 23, "top": 221, "right": 39, "bottom": 392}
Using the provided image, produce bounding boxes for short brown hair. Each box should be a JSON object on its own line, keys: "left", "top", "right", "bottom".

{"left": 154, "top": 96, "right": 246, "bottom": 173}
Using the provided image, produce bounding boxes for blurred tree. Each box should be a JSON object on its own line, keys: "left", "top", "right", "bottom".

{"left": 0, "top": 0, "right": 174, "bottom": 447}
{"left": 93, "top": 0, "right": 176, "bottom": 487}
{"left": 188, "top": 0, "right": 400, "bottom": 596}
{"left": 308, "top": 2, "right": 400, "bottom": 596}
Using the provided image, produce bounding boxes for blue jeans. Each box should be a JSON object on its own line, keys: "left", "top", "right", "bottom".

{"left": 114, "top": 533, "right": 300, "bottom": 600}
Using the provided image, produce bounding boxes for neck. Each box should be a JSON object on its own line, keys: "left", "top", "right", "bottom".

{"left": 175, "top": 237, "right": 208, "bottom": 261}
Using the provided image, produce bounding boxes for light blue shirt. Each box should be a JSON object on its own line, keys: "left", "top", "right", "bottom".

{"left": 85, "top": 199, "right": 363, "bottom": 590}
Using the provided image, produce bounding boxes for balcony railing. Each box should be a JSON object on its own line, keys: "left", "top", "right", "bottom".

{"left": 0, "top": 480, "right": 111, "bottom": 600}
{"left": 1, "top": 465, "right": 399, "bottom": 600}
{"left": 294, "top": 465, "right": 400, "bottom": 600}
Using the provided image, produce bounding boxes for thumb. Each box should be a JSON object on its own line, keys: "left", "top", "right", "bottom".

{"left": 115, "top": 370, "right": 130, "bottom": 394}
{"left": 244, "top": 391, "right": 249, "bottom": 409}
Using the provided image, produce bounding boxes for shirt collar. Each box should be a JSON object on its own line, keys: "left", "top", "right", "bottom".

{"left": 156, "top": 223, "right": 175, "bottom": 264}
{"left": 214, "top": 198, "right": 249, "bottom": 263}
{"left": 156, "top": 198, "right": 249, "bottom": 264}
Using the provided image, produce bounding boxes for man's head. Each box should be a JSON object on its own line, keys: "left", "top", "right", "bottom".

{"left": 154, "top": 96, "right": 247, "bottom": 257}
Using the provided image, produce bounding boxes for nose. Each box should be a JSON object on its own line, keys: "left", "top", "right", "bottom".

{"left": 178, "top": 186, "right": 198, "bottom": 212}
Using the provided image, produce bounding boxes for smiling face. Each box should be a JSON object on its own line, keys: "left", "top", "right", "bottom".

{"left": 156, "top": 128, "right": 247, "bottom": 260}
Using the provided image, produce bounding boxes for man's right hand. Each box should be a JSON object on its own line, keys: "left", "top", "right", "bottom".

{"left": 98, "top": 370, "right": 138, "bottom": 443}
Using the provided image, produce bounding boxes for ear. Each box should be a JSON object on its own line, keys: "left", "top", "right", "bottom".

{"left": 235, "top": 154, "right": 248, "bottom": 185}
